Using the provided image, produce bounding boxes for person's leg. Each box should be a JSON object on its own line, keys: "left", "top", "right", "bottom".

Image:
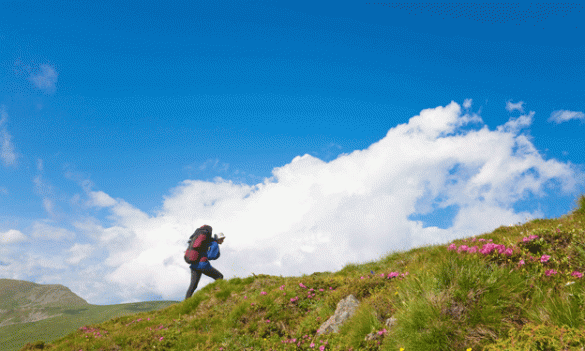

{"left": 202, "top": 266, "right": 224, "bottom": 281}
{"left": 185, "top": 268, "right": 203, "bottom": 300}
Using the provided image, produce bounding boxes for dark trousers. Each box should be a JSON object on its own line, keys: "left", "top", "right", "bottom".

{"left": 185, "top": 266, "right": 223, "bottom": 300}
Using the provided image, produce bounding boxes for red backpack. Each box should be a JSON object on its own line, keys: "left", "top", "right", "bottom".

{"left": 184, "top": 225, "right": 213, "bottom": 264}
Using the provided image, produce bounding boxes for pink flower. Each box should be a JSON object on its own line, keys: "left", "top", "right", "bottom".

{"left": 463, "top": 239, "right": 468, "bottom": 242}
{"left": 329, "top": 287, "right": 333, "bottom": 290}
{"left": 280, "top": 285, "right": 285, "bottom": 290}
{"left": 545, "top": 269, "right": 558, "bottom": 276}
{"left": 447, "top": 244, "right": 457, "bottom": 251}
{"left": 244, "top": 295, "right": 247, "bottom": 299}
{"left": 310, "top": 342, "right": 315, "bottom": 348}
{"left": 388, "top": 272, "right": 400, "bottom": 278}
{"left": 299, "top": 282, "right": 307, "bottom": 288}
{"left": 266, "top": 319, "right": 270, "bottom": 323}
{"left": 479, "top": 238, "right": 486, "bottom": 242}
{"left": 556, "top": 228, "right": 561, "bottom": 232}
{"left": 504, "top": 248, "right": 514, "bottom": 256}
{"left": 159, "top": 337, "right": 164, "bottom": 341}
{"left": 457, "top": 245, "right": 469, "bottom": 253}
{"left": 261, "top": 291, "right": 267, "bottom": 295}
{"left": 540, "top": 255, "right": 551, "bottom": 263}
{"left": 572, "top": 271, "right": 583, "bottom": 278}
{"left": 518, "top": 259, "right": 525, "bottom": 266}
{"left": 360, "top": 276, "right": 365, "bottom": 279}
{"left": 320, "top": 346, "right": 325, "bottom": 351}
{"left": 319, "top": 288, "right": 324, "bottom": 292}
{"left": 468, "top": 246, "right": 478, "bottom": 254}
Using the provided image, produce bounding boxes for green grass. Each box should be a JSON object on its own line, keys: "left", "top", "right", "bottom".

{"left": 14, "top": 194, "right": 585, "bottom": 351}
{"left": 0, "top": 301, "right": 178, "bottom": 351}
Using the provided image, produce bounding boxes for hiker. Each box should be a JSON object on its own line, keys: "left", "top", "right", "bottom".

{"left": 185, "top": 225, "right": 225, "bottom": 300}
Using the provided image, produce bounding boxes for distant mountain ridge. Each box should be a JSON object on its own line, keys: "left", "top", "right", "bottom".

{"left": 0, "top": 279, "right": 89, "bottom": 327}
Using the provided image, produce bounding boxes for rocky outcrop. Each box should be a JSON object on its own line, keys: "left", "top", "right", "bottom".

{"left": 0, "top": 308, "right": 61, "bottom": 327}
{"left": 316, "top": 295, "right": 398, "bottom": 338}
{"left": 317, "top": 294, "right": 360, "bottom": 335}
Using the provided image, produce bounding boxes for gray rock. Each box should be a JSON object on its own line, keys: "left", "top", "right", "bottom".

{"left": 364, "top": 331, "right": 380, "bottom": 341}
{"left": 385, "top": 316, "right": 397, "bottom": 328}
{"left": 316, "top": 294, "right": 360, "bottom": 335}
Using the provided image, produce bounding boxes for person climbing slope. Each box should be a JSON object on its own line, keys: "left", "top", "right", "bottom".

{"left": 184, "top": 224, "right": 225, "bottom": 300}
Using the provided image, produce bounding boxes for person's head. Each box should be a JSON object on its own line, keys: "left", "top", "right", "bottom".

{"left": 214, "top": 232, "right": 226, "bottom": 244}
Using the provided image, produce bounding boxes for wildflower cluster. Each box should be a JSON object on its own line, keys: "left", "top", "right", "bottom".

{"left": 124, "top": 317, "right": 152, "bottom": 327}
{"left": 281, "top": 335, "right": 329, "bottom": 350}
{"left": 78, "top": 326, "right": 108, "bottom": 339}
{"left": 447, "top": 233, "right": 584, "bottom": 281}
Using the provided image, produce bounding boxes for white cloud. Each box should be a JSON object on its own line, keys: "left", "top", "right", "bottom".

{"left": 66, "top": 243, "right": 93, "bottom": 265}
{"left": 463, "top": 98, "right": 472, "bottom": 109}
{"left": 0, "top": 229, "right": 27, "bottom": 244}
{"left": 37, "top": 158, "right": 44, "bottom": 172}
{"left": 33, "top": 174, "right": 60, "bottom": 218}
{"left": 548, "top": 110, "right": 585, "bottom": 124}
{"left": 506, "top": 100, "right": 525, "bottom": 113}
{"left": 31, "top": 221, "right": 75, "bottom": 241}
{"left": 496, "top": 111, "right": 534, "bottom": 134}
{"left": 67, "top": 99, "right": 584, "bottom": 303}
{"left": 87, "top": 190, "right": 117, "bottom": 208}
{"left": 185, "top": 158, "right": 230, "bottom": 173}
{"left": 0, "top": 106, "right": 19, "bottom": 167}
{"left": 7, "top": 100, "right": 585, "bottom": 304}
{"left": 28, "top": 64, "right": 58, "bottom": 94}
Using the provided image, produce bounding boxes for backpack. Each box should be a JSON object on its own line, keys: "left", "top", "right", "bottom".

{"left": 184, "top": 225, "right": 213, "bottom": 264}
{"left": 207, "top": 240, "right": 220, "bottom": 260}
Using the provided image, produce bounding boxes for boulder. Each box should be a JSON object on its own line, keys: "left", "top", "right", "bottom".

{"left": 316, "top": 294, "right": 399, "bottom": 338}
{"left": 316, "top": 294, "right": 360, "bottom": 335}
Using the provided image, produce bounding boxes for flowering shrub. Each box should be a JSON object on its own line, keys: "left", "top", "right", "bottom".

{"left": 447, "top": 230, "right": 584, "bottom": 283}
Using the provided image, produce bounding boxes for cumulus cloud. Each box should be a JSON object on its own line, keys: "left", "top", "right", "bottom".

{"left": 506, "top": 100, "right": 525, "bottom": 113}
{"left": 66, "top": 243, "right": 93, "bottom": 265}
{"left": 28, "top": 64, "right": 58, "bottom": 94}
{"left": 0, "top": 229, "right": 27, "bottom": 244}
{"left": 0, "top": 105, "right": 19, "bottom": 167}
{"left": 462, "top": 98, "right": 472, "bottom": 109}
{"left": 46, "top": 99, "right": 582, "bottom": 304}
{"left": 548, "top": 110, "right": 585, "bottom": 124}
{"left": 7, "top": 100, "right": 584, "bottom": 304}
{"left": 31, "top": 221, "right": 75, "bottom": 241}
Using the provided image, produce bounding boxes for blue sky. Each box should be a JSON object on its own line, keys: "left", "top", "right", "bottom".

{"left": 1, "top": 0, "right": 584, "bottom": 305}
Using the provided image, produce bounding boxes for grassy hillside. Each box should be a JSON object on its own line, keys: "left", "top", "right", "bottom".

{"left": 18, "top": 194, "right": 585, "bottom": 351}
{"left": 0, "top": 280, "right": 178, "bottom": 351}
